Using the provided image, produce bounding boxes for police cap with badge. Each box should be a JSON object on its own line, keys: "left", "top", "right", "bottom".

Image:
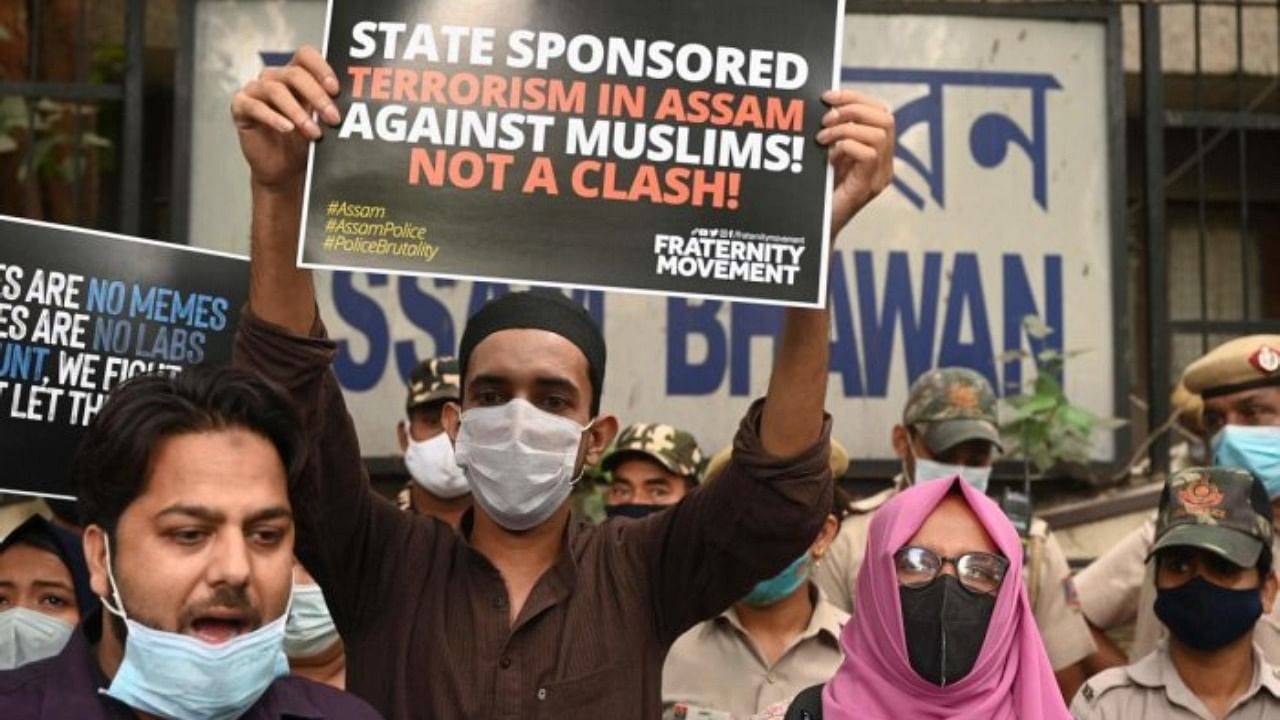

{"left": 1183, "top": 336, "right": 1280, "bottom": 499}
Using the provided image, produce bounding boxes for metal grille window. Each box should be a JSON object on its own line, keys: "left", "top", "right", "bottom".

{"left": 1140, "top": 0, "right": 1280, "bottom": 473}
{"left": 0, "top": 0, "right": 184, "bottom": 238}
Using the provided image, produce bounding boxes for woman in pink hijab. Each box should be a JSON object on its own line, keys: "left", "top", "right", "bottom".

{"left": 820, "top": 476, "right": 1070, "bottom": 720}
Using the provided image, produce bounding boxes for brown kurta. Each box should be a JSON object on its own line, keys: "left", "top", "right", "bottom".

{"left": 234, "top": 309, "right": 833, "bottom": 720}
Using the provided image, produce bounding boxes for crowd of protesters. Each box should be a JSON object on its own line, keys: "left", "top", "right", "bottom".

{"left": 1, "top": 45, "right": 1279, "bottom": 720}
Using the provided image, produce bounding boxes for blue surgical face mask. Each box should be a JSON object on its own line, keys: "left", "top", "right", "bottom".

{"left": 741, "top": 553, "right": 812, "bottom": 607}
{"left": 99, "top": 535, "right": 290, "bottom": 720}
{"left": 283, "top": 582, "right": 340, "bottom": 659}
{"left": 1212, "top": 425, "right": 1280, "bottom": 499}
{"left": 913, "top": 456, "right": 993, "bottom": 494}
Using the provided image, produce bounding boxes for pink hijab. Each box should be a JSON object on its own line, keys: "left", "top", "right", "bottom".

{"left": 822, "top": 477, "right": 1070, "bottom": 720}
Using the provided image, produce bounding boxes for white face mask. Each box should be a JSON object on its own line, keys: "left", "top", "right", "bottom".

{"left": 906, "top": 448, "right": 993, "bottom": 493}
{"left": 453, "top": 398, "right": 590, "bottom": 532}
{"left": 283, "top": 582, "right": 340, "bottom": 660}
{"left": 0, "top": 606, "right": 75, "bottom": 669}
{"left": 403, "top": 423, "right": 470, "bottom": 499}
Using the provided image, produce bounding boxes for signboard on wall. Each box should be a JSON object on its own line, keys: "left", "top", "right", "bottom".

{"left": 190, "top": 1, "right": 1123, "bottom": 466}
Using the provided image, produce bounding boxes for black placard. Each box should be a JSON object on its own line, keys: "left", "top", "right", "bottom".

{"left": 300, "top": 0, "right": 842, "bottom": 307}
{"left": 0, "top": 217, "right": 248, "bottom": 498}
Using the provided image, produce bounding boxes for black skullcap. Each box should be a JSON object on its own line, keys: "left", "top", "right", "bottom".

{"left": 459, "top": 291, "right": 607, "bottom": 416}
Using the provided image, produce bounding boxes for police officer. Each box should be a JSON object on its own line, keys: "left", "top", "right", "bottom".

{"left": 394, "top": 356, "right": 471, "bottom": 527}
{"left": 1077, "top": 335, "right": 1280, "bottom": 668}
{"left": 600, "top": 423, "right": 705, "bottom": 519}
{"left": 1071, "top": 467, "right": 1280, "bottom": 719}
{"left": 812, "top": 367, "right": 1096, "bottom": 700}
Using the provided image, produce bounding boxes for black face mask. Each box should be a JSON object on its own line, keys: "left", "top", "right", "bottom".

{"left": 605, "top": 503, "right": 667, "bottom": 520}
{"left": 1155, "top": 576, "right": 1263, "bottom": 651}
{"left": 900, "top": 575, "right": 996, "bottom": 686}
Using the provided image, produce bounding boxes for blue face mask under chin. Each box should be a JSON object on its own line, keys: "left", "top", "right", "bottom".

{"left": 741, "top": 553, "right": 813, "bottom": 608}
{"left": 98, "top": 535, "right": 291, "bottom": 720}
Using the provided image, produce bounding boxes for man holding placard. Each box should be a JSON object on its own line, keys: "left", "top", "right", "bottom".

{"left": 231, "top": 32, "right": 891, "bottom": 720}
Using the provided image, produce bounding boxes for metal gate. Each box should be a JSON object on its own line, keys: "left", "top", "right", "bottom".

{"left": 1138, "top": 0, "right": 1280, "bottom": 474}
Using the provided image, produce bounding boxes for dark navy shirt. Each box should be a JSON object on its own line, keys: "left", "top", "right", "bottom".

{"left": 0, "top": 612, "right": 382, "bottom": 719}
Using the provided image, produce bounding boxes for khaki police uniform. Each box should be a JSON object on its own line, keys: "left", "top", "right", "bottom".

{"left": 662, "top": 585, "right": 848, "bottom": 720}
{"left": 1076, "top": 516, "right": 1280, "bottom": 662}
{"left": 1070, "top": 642, "right": 1280, "bottom": 719}
{"left": 811, "top": 477, "right": 1096, "bottom": 671}
{"left": 1074, "top": 468, "right": 1280, "bottom": 719}
{"left": 1078, "top": 335, "right": 1280, "bottom": 663}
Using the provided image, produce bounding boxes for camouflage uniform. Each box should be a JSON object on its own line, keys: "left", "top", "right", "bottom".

{"left": 1072, "top": 468, "right": 1280, "bottom": 719}
{"left": 813, "top": 368, "right": 1097, "bottom": 672}
{"left": 601, "top": 423, "right": 706, "bottom": 486}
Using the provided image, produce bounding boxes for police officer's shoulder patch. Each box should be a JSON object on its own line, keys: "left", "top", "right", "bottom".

{"left": 1076, "top": 668, "right": 1131, "bottom": 705}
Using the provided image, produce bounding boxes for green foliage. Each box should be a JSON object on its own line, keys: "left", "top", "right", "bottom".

{"left": 999, "top": 316, "right": 1126, "bottom": 475}
{"left": 12, "top": 101, "right": 115, "bottom": 181}
{"left": 90, "top": 43, "right": 127, "bottom": 84}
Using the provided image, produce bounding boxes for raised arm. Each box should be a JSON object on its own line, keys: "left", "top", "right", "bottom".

{"left": 760, "top": 90, "right": 894, "bottom": 458}
{"left": 632, "top": 91, "right": 895, "bottom": 641}
{"left": 232, "top": 45, "right": 341, "bottom": 332}
{"left": 230, "top": 46, "right": 424, "bottom": 635}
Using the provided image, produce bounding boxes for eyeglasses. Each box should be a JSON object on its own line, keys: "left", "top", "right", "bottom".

{"left": 894, "top": 545, "right": 1009, "bottom": 595}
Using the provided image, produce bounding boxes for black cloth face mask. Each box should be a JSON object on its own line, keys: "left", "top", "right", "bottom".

{"left": 604, "top": 503, "right": 668, "bottom": 520}
{"left": 899, "top": 574, "right": 996, "bottom": 686}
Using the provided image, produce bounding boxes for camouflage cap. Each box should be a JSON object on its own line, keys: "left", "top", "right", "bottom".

{"left": 1183, "top": 335, "right": 1280, "bottom": 399}
{"left": 602, "top": 423, "right": 705, "bottom": 485}
{"left": 405, "top": 356, "right": 460, "bottom": 412}
{"left": 903, "top": 368, "right": 1002, "bottom": 455}
{"left": 1150, "top": 467, "right": 1274, "bottom": 568}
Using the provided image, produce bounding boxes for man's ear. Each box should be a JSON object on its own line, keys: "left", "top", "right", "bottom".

{"left": 442, "top": 402, "right": 462, "bottom": 444}
{"left": 811, "top": 514, "right": 840, "bottom": 560}
{"left": 396, "top": 419, "right": 409, "bottom": 452}
{"left": 82, "top": 525, "right": 111, "bottom": 600}
{"left": 583, "top": 413, "right": 619, "bottom": 466}
{"left": 891, "top": 424, "right": 911, "bottom": 461}
{"left": 1263, "top": 568, "right": 1278, "bottom": 615}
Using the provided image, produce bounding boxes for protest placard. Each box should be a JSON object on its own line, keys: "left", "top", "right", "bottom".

{"left": 0, "top": 217, "right": 248, "bottom": 498}
{"left": 299, "top": 0, "right": 843, "bottom": 307}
